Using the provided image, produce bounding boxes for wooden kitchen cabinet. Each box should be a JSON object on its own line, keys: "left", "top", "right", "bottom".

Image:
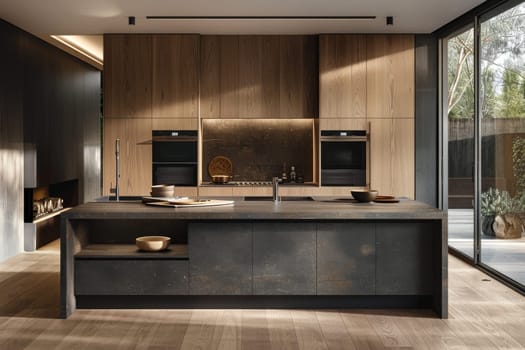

{"left": 200, "top": 35, "right": 318, "bottom": 118}
{"left": 319, "top": 34, "right": 367, "bottom": 119}
{"left": 152, "top": 35, "right": 200, "bottom": 119}
{"left": 253, "top": 223, "right": 316, "bottom": 295}
{"left": 103, "top": 118, "right": 152, "bottom": 196}
{"left": 189, "top": 223, "right": 253, "bottom": 295}
{"left": 366, "top": 35, "right": 414, "bottom": 119}
{"left": 104, "top": 34, "right": 152, "bottom": 118}
{"left": 370, "top": 118, "right": 414, "bottom": 198}
{"left": 279, "top": 35, "right": 318, "bottom": 117}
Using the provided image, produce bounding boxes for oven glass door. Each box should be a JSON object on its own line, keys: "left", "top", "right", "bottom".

{"left": 321, "top": 141, "right": 366, "bottom": 169}
{"left": 321, "top": 141, "right": 366, "bottom": 186}
{"left": 153, "top": 141, "right": 197, "bottom": 163}
{"left": 152, "top": 164, "right": 197, "bottom": 186}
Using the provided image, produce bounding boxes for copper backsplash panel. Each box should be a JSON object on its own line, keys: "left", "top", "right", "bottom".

{"left": 202, "top": 119, "right": 314, "bottom": 182}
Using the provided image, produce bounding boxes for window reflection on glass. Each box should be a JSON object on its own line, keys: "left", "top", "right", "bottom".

{"left": 447, "top": 27, "right": 476, "bottom": 258}
{"left": 480, "top": 2, "right": 525, "bottom": 286}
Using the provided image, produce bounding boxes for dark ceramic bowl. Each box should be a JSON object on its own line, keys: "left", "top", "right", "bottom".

{"left": 351, "top": 190, "right": 378, "bottom": 203}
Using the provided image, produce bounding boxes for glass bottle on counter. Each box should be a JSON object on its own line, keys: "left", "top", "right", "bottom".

{"left": 289, "top": 166, "right": 296, "bottom": 183}
{"left": 281, "top": 162, "right": 288, "bottom": 183}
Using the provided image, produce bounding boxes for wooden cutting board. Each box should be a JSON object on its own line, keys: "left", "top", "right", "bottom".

{"left": 144, "top": 199, "right": 234, "bottom": 208}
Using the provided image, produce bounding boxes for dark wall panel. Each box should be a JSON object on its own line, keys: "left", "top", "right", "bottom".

{"left": 415, "top": 35, "right": 439, "bottom": 207}
{"left": 0, "top": 19, "right": 24, "bottom": 261}
{"left": 21, "top": 33, "right": 101, "bottom": 202}
{"left": 0, "top": 18, "right": 101, "bottom": 261}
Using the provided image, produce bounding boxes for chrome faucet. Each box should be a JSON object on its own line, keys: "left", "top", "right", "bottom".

{"left": 110, "top": 139, "right": 121, "bottom": 201}
{"left": 272, "top": 177, "right": 281, "bottom": 202}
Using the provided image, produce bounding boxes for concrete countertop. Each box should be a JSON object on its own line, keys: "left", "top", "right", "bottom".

{"left": 64, "top": 198, "right": 444, "bottom": 221}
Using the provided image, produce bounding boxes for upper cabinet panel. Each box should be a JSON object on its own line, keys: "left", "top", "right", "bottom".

{"left": 152, "top": 35, "right": 200, "bottom": 118}
{"left": 319, "top": 35, "right": 366, "bottom": 119}
{"left": 366, "top": 35, "right": 415, "bottom": 119}
{"left": 280, "top": 35, "right": 318, "bottom": 118}
{"left": 104, "top": 34, "right": 152, "bottom": 118}
{"left": 200, "top": 35, "right": 318, "bottom": 119}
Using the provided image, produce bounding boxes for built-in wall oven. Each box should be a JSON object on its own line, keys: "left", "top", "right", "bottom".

{"left": 320, "top": 130, "right": 369, "bottom": 186}
{"left": 152, "top": 130, "right": 198, "bottom": 186}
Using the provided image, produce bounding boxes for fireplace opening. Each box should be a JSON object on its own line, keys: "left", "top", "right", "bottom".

{"left": 24, "top": 179, "right": 79, "bottom": 250}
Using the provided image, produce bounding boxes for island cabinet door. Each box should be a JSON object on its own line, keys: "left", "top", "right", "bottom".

{"left": 75, "top": 260, "right": 189, "bottom": 295}
{"left": 317, "top": 223, "right": 376, "bottom": 295}
{"left": 188, "top": 223, "right": 252, "bottom": 295}
{"left": 375, "top": 223, "right": 433, "bottom": 295}
{"left": 253, "top": 223, "right": 316, "bottom": 295}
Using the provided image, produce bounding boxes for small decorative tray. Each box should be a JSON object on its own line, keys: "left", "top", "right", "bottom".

{"left": 208, "top": 156, "right": 233, "bottom": 177}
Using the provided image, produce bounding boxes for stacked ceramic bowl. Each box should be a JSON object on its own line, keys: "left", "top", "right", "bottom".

{"left": 351, "top": 190, "right": 378, "bottom": 203}
{"left": 151, "top": 184, "right": 175, "bottom": 198}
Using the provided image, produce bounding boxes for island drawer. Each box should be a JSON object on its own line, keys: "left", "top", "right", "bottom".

{"left": 75, "top": 260, "right": 188, "bottom": 295}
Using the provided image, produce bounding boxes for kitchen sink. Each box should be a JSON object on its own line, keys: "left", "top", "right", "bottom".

{"left": 96, "top": 196, "right": 142, "bottom": 202}
{"left": 243, "top": 196, "right": 314, "bottom": 201}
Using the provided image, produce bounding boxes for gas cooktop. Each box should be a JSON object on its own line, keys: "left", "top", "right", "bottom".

{"left": 228, "top": 181, "right": 272, "bottom": 186}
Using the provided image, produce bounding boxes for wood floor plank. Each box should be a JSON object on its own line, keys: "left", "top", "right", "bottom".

{"left": 241, "top": 310, "right": 271, "bottom": 350}
{"left": 340, "top": 311, "right": 386, "bottom": 350}
{"left": 266, "top": 309, "right": 300, "bottom": 350}
{"left": 315, "top": 310, "right": 357, "bottom": 350}
{"left": 180, "top": 309, "right": 223, "bottom": 349}
{"left": 291, "top": 310, "right": 329, "bottom": 350}
{"left": 115, "top": 310, "right": 161, "bottom": 350}
{"left": 144, "top": 310, "right": 193, "bottom": 350}
{"left": 367, "top": 314, "right": 412, "bottom": 348}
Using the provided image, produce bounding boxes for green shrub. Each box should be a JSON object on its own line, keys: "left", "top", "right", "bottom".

{"left": 513, "top": 136, "right": 525, "bottom": 194}
{"left": 481, "top": 187, "right": 522, "bottom": 216}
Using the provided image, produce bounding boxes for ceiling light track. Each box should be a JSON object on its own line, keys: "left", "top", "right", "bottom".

{"left": 146, "top": 15, "right": 376, "bottom": 20}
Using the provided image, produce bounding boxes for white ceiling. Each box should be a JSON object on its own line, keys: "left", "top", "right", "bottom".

{"left": 0, "top": 0, "right": 485, "bottom": 66}
{"left": 1, "top": 0, "right": 485, "bottom": 35}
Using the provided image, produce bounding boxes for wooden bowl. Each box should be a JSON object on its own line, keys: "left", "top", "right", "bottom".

{"left": 136, "top": 236, "right": 171, "bottom": 251}
{"left": 351, "top": 190, "right": 378, "bottom": 203}
{"left": 151, "top": 184, "right": 175, "bottom": 197}
{"left": 211, "top": 174, "right": 231, "bottom": 184}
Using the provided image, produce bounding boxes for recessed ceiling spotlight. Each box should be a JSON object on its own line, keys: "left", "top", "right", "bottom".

{"left": 128, "top": 16, "right": 136, "bottom": 25}
{"left": 386, "top": 16, "right": 393, "bottom": 25}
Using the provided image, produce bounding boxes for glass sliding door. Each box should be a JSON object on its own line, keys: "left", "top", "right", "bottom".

{"left": 479, "top": 2, "right": 525, "bottom": 286}
{"left": 446, "top": 27, "right": 476, "bottom": 258}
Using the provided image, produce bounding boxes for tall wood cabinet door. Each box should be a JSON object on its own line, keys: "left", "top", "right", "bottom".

{"left": 238, "top": 35, "right": 280, "bottom": 118}
{"left": 103, "top": 118, "right": 152, "bottom": 196}
{"left": 392, "top": 119, "right": 415, "bottom": 198}
{"left": 152, "top": 35, "right": 200, "bottom": 119}
{"left": 280, "top": 35, "right": 318, "bottom": 118}
{"left": 200, "top": 36, "right": 240, "bottom": 118}
{"left": 317, "top": 223, "right": 375, "bottom": 295}
{"left": 370, "top": 119, "right": 393, "bottom": 196}
{"left": 370, "top": 118, "right": 414, "bottom": 198}
{"left": 189, "top": 223, "right": 252, "bottom": 295}
{"left": 375, "top": 223, "right": 433, "bottom": 295}
{"left": 319, "top": 35, "right": 366, "bottom": 119}
{"left": 253, "top": 223, "right": 316, "bottom": 295}
{"left": 104, "top": 34, "right": 152, "bottom": 118}
{"left": 366, "top": 35, "right": 414, "bottom": 119}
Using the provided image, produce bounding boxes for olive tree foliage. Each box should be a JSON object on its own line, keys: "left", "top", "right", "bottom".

{"left": 447, "top": 3, "right": 525, "bottom": 120}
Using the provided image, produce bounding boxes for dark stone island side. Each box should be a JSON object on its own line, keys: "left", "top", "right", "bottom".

{"left": 60, "top": 199, "right": 447, "bottom": 319}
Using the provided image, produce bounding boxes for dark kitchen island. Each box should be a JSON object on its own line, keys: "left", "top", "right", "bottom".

{"left": 60, "top": 198, "right": 447, "bottom": 318}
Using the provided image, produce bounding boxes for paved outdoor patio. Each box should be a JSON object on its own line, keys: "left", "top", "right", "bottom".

{"left": 448, "top": 209, "right": 525, "bottom": 286}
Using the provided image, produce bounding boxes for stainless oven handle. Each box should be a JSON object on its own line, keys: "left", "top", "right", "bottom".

{"left": 152, "top": 137, "right": 198, "bottom": 142}
{"left": 320, "top": 136, "right": 367, "bottom": 142}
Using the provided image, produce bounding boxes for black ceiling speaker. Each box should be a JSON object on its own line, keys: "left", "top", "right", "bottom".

{"left": 128, "top": 16, "right": 136, "bottom": 25}
{"left": 386, "top": 16, "right": 393, "bottom": 25}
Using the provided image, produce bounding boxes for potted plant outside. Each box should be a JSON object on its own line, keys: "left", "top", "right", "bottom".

{"left": 481, "top": 188, "right": 523, "bottom": 239}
